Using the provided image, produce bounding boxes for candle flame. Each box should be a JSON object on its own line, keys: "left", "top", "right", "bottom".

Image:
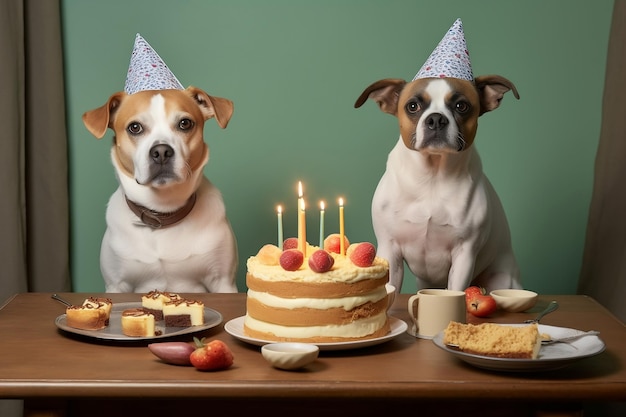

{"left": 277, "top": 205, "right": 282, "bottom": 214}
{"left": 339, "top": 197, "right": 344, "bottom": 206}
{"left": 298, "top": 181, "right": 303, "bottom": 198}
{"left": 320, "top": 201, "right": 325, "bottom": 211}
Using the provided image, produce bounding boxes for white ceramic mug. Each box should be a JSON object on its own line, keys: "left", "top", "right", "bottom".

{"left": 407, "top": 289, "right": 466, "bottom": 339}
{"left": 385, "top": 284, "right": 396, "bottom": 310}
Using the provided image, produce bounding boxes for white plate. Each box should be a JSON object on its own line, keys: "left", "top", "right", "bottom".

{"left": 55, "top": 302, "right": 222, "bottom": 341}
{"left": 224, "top": 316, "right": 407, "bottom": 351}
{"left": 433, "top": 323, "right": 605, "bottom": 372}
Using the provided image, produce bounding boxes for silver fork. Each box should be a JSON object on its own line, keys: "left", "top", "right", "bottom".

{"left": 524, "top": 300, "right": 559, "bottom": 323}
{"left": 51, "top": 293, "right": 73, "bottom": 307}
{"left": 541, "top": 330, "right": 600, "bottom": 345}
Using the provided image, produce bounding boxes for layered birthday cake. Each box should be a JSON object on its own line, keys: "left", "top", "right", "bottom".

{"left": 244, "top": 235, "right": 391, "bottom": 342}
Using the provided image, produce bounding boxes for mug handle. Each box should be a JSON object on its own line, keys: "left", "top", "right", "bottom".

{"left": 407, "top": 294, "right": 420, "bottom": 334}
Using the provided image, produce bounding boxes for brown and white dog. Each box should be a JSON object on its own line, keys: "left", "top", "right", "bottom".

{"left": 83, "top": 87, "right": 238, "bottom": 293}
{"left": 355, "top": 75, "right": 522, "bottom": 293}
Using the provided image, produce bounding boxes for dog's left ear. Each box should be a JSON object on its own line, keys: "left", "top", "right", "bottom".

{"left": 186, "top": 87, "right": 234, "bottom": 129}
{"left": 474, "top": 75, "right": 520, "bottom": 116}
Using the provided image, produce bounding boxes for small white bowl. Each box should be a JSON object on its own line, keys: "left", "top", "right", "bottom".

{"left": 261, "top": 343, "right": 319, "bottom": 370}
{"left": 490, "top": 289, "right": 538, "bottom": 312}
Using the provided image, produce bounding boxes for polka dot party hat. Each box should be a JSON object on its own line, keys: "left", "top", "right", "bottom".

{"left": 124, "top": 34, "right": 184, "bottom": 95}
{"left": 413, "top": 19, "right": 474, "bottom": 82}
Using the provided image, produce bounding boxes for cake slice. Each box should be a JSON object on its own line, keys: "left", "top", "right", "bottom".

{"left": 141, "top": 290, "right": 182, "bottom": 321}
{"left": 443, "top": 322, "right": 541, "bottom": 359}
{"left": 82, "top": 297, "right": 113, "bottom": 325}
{"left": 121, "top": 308, "right": 156, "bottom": 337}
{"left": 65, "top": 297, "right": 113, "bottom": 330}
{"left": 163, "top": 299, "right": 204, "bottom": 327}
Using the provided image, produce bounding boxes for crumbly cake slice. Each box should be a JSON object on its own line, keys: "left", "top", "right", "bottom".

{"left": 444, "top": 322, "right": 541, "bottom": 359}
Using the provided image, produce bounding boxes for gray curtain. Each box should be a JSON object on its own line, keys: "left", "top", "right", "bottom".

{"left": 0, "top": 0, "right": 70, "bottom": 414}
{"left": 0, "top": 0, "right": 70, "bottom": 299}
{"left": 579, "top": 0, "right": 626, "bottom": 324}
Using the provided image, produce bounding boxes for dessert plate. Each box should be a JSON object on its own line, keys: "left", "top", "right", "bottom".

{"left": 55, "top": 302, "right": 222, "bottom": 341}
{"left": 432, "top": 323, "right": 605, "bottom": 372}
{"left": 224, "top": 316, "right": 408, "bottom": 351}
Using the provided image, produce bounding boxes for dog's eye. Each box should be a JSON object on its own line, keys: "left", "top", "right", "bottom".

{"left": 456, "top": 101, "right": 470, "bottom": 113}
{"left": 178, "top": 118, "right": 194, "bottom": 131}
{"left": 127, "top": 122, "right": 143, "bottom": 135}
{"left": 406, "top": 101, "right": 421, "bottom": 114}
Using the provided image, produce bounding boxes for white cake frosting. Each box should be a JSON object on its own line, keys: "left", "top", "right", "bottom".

{"left": 243, "top": 311, "right": 389, "bottom": 340}
{"left": 247, "top": 287, "right": 387, "bottom": 311}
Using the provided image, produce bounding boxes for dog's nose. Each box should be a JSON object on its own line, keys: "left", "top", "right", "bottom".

{"left": 150, "top": 144, "right": 174, "bottom": 165}
{"left": 425, "top": 113, "right": 448, "bottom": 131}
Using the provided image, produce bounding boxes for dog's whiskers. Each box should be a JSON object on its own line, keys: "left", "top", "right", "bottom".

{"left": 456, "top": 134, "right": 466, "bottom": 151}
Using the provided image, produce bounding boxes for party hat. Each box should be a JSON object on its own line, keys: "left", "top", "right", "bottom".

{"left": 413, "top": 19, "right": 473, "bottom": 81}
{"left": 124, "top": 34, "right": 184, "bottom": 94}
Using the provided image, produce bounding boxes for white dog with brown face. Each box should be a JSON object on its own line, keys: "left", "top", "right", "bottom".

{"left": 355, "top": 75, "right": 522, "bottom": 293}
{"left": 83, "top": 87, "right": 238, "bottom": 293}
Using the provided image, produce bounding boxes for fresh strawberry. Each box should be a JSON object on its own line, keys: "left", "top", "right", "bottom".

{"left": 282, "top": 237, "right": 298, "bottom": 250}
{"left": 190, "top": 338, "right": 234, "bottom": 371}
{"left": 256, "top": 244, "right": 282, "bottom": 265}
{"left": 279, "top": 249, "right": 304, "bottom": 271}
{"left": 323, "top": 233, "right": 350, "bottom": 254}
{"left": 308, "top": 249, "right": 335, "bottom": 273}
{"left": 467, "top": 293, "right": 497, "bottom": 317}
{"left": 347, "top": 242, "right": 376, "bottom": 267}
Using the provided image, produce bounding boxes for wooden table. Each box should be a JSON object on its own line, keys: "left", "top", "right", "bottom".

{"left": 0, "top": 293, "right": 624, "bottom": 417}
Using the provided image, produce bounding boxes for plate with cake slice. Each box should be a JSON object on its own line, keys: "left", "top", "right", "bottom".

{"left": 433, "top": 323, "right": 605, "bottom": 372}
{"left": 55, "top": 302, "right": 223, "bottom": 341}
{"left": 224, "top": 316, "right": 408, "bottom": 351}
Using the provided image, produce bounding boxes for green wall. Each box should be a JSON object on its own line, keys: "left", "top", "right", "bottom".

{"left": 62, "top": 0, "right": 613, "bottom": 294}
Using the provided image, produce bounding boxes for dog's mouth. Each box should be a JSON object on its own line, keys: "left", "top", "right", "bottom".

{"left": 413, "top": 131, "right": 467, "bottom": 153}
{"left": 137, "top": 169, "right": 181, "bottom": 186}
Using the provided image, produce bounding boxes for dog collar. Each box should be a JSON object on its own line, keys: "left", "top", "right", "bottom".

{"left": 125, "top": 193, "right": 197, "bottom": 229}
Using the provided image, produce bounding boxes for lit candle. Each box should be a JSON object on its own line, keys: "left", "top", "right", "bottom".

{"left": 339, "top": 197, "right": 345, "bottom": 255}
{"left": 297, "top": 182, "right": 306, "bottom": 255}
{"left": 319, "top": 201, "right": 325, "bottom": 248}
{"left": 277, "top": 205, "right": 283, "bottom": 249}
